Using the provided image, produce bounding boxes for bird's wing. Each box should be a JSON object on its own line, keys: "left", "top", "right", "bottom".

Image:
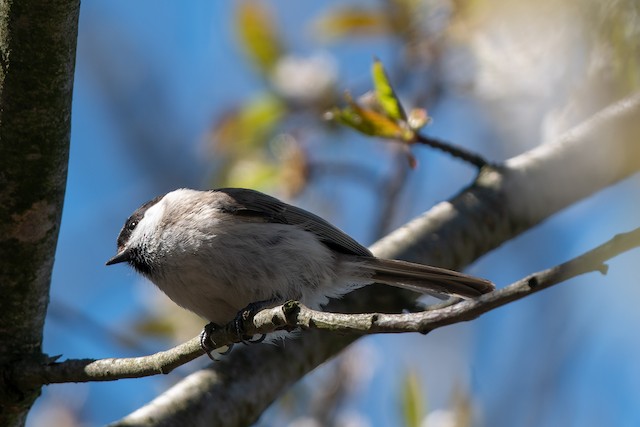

{"left": 211, "top": 188, "right": 373, "bottom": 257}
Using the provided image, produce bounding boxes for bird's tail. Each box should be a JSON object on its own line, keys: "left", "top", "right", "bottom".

{"left": 346, "top": 256, "right": 495, "bottom": 298}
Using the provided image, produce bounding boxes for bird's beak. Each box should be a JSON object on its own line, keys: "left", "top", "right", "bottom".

{"left": 106, "top": 248, "right": 132, "bottom": 266}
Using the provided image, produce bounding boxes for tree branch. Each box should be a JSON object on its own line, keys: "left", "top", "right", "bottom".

{"left": 105, "top": 92, "right": 640, "bottom": 427}
{"left": 14, "top": 226, "right": 639, "bottom": 390}
{"left": 14, "top": 340, "right": 203, "bottom": 386}
{"left": 413, "top": 132, "right": 490, "bottom": 168}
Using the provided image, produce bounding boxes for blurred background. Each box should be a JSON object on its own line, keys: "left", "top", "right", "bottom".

{"left": 28, "top": 0, "right": 640, "bottom": 426}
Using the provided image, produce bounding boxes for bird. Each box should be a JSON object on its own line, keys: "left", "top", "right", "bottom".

{"left": 106, "top": 188, "right": 494, "bottom": 352}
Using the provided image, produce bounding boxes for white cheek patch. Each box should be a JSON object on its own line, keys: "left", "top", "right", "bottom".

{"left": 130, "top": 200, "right": 166, "bottom": 246}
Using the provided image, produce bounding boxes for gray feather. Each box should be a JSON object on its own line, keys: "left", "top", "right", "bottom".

{"left": 211, "top": 188, "right": 373, "bottom": 257}
{"left": 347, "top": 256, "right": 495, "bottom": 298}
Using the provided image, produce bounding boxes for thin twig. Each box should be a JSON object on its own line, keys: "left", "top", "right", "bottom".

{"left": 414, "top": 133, "right": 490, "bottom": 168}
{"left": 12, "top": 227, "right": 639, "bottom": 389}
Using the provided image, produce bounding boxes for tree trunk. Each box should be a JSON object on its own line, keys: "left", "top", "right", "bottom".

{"left": 0, "top": 1, "right": 80, "bottom": 425}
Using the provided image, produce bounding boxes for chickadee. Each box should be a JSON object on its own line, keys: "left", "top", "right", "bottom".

{"left": 107, "top": 188, "right": 494, "bottom": 349}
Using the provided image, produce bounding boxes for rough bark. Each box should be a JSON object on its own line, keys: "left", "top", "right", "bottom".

{"left": 0, "top": 1, "right": 80, "bottom": 425}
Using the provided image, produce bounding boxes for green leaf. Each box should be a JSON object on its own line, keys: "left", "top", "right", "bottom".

{"left": 133, "top": 316, "right": 176, "bottom": 339}
{"left": 225, "top": 157, "right": 280, "bottom": 190}
{"left": 371, "top": 58, "right": 406, "bottom": 121}
{"left": 400, "top": 372, "right": 425, "bottom": 427}
{"left": 327, "top": 93, "right": 404, "bottom": 138}
{"left": 237, "top": 95, "right": 286, "bottom": 147}
{"left": 214, "top": 94, "right": 286, "bottom": 152}
{"left": 236, "top": 1, "right": 284, "bottom": 74}
{"left": 314, "top": 8, "right": 388, "bottom": 41}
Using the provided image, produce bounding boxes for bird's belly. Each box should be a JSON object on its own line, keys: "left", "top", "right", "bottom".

{"left": 152, "top": 224, "right": 341, "bottom": 324}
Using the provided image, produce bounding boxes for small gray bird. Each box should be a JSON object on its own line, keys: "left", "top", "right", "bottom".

{"left": 107, "top": 188, "right": 494, "bottom": 349}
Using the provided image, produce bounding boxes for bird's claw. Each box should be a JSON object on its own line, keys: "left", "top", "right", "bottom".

{"left": 199, "top": 322, "right": 233, "bottom": 360}
{"left": 233, "top": 299, "right": 276, "bottom": 345}
{"left": 201, "top": 299, "right": 275, "bottom": 358}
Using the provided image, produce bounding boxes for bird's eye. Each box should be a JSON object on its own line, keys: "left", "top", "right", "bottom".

{"left": 127, "top": 221, "right": 138, "bottom": 231}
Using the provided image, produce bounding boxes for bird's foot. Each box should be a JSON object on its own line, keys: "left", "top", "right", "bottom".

{"left": 199, "top": 322, "right": 234, "bottom": 360}
{"left": 233, "top": 298, "right": 281, "bottom": 345}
